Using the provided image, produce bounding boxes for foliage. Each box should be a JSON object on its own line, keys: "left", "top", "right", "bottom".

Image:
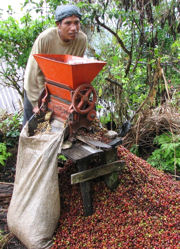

{"left": 130, "top": 144, "right": 139, "bottom": 156}
{"left": 0, "top": 0, "right": 179, "bottom": 158}
{"left": 0, "top": 143, "right": 11, "bottom": 166}
{"left": 0, "top": 10, "right": 53, "bottom": 96}
{"left": 77, "top": 0, "right": 180, "bottom": 128}
{"left": 147, "top": 133, "right": 180, "bottom": 174}
{"left": 1, "top": 0, "right": 179, "bottom": 119}
{"left": 58, "top": 154, "right": 67, "bottom": 164}
{"left": 0, "top": 112, "right": 22, "bottom": 147}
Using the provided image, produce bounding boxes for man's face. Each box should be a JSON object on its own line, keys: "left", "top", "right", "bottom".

{"left": 57, "top": 15, "right": 80, "bottom": 42}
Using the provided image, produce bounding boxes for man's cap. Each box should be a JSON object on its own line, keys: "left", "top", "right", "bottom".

{"left": 55, "top": 4, "right": 82, "bottom": 22}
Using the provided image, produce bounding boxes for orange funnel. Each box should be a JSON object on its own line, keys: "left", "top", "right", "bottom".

{"left": 33, "top": 54, "right": 106, "bottom": 89}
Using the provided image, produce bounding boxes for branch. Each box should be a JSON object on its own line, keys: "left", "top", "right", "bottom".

{"left": 0, "top": 65, "right": 23, "bottom": 97}
{"left": 130, "top": 82, "right": 155, "bottom": 122}
{"left": 95, "top": 16, "right": 131, "bottom": 56}
{"left": 132, "top": 47, "right": 143, "bottom": 73}
{"left": 171, "top": 66, "right": 180, "bottom": 74}
{"left": 161, "top": 68, "right": 170, "bottom": 100}
{"left": 125, "top": 17, "right": 135, "bottom": 76}
{"left": 132, "top": 61, "right": 180, "bottom": 74}
{"left": 105, "top": 77, "right": 122, "bottom": 88}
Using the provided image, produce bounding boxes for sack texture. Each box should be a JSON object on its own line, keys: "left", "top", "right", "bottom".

{"left": 7, "top": 124, "right": 64, "bottom": 249}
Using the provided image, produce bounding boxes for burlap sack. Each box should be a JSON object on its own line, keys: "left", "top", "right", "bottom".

{"left": 7, "top": 123, "right": 64, "bottom": 249}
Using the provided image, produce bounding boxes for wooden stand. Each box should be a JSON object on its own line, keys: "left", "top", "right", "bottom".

{"left": 62, "top": 137, "right": 124, "bottom": 216}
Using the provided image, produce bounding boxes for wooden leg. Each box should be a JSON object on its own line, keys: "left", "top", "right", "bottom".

{"left": 77, "top": 160, "right": 93, "bottom": 216}
{"left": 79, "top": 181, "right": 93, "bottom": 216}
{"left": 104, "top": 148, "right": 119, "bottom": 190}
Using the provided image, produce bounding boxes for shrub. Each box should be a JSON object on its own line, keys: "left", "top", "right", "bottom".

{"left": 147, "top": 133, "right": 180, "bottom": 174}
{"left": 0, "top": 143, "right": 11, "bottom": 166}
{"left": 0, "top": 112, "right": 22, "bottom": 147}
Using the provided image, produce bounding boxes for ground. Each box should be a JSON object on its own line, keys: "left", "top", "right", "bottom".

{"left": 0, "top": 146, "right": 179, "bottom": 248}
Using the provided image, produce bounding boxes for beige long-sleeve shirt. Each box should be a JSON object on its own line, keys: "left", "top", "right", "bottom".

{"left": 24, "top": 27, "right": 87, "bottom": 107}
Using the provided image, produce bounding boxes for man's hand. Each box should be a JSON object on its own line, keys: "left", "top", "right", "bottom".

{"left": 33, "top": 106, "right": 40, "bottom": 114}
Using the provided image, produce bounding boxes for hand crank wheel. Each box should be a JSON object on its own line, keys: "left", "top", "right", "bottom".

{"left": 72, "top": 84, "right": 97, "bottom": 114}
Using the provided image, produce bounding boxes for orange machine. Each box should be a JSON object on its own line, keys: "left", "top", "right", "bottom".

{"left": 33, "top": 54, "right": 106, "bottom": 135}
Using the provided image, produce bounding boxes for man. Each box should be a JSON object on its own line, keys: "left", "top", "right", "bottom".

{"left": 23, "top": 4, "right": 87, "bottom": 126}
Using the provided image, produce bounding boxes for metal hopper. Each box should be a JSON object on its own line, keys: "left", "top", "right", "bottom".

{"left": 33, "top": 54, "right": 106, "bottom": 135}
{"left": 33, "top": 54, "right": 106, "bottom": 90}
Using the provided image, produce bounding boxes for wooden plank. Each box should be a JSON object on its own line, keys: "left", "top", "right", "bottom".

{"left": 108, "top": 137, "right": 122, "bottom": 147}
{"left": 62, "top": 144, "right": 103, "bottom": 162}
{"left": 76, "top": 135, "right": 111, "bottom": 149}
{"left": 76, "top": 135, "right": 97, "bottom": 149}
{"left": 0, "top": 182, "right": 14, "bottom": 185}
{"left": 71, "top": 160, "right": 125, "bottom": 184}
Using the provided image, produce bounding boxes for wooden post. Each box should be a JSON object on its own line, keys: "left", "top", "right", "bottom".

{"left": 104, "top": 148, "right": 119, "bottom": 190}
{"left": 76, "top": 159, "right": 93, "bottom": 216}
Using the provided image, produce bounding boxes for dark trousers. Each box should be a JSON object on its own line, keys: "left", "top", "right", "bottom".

{"left": 23, "top": 90, "right": 34, "bottom": 126}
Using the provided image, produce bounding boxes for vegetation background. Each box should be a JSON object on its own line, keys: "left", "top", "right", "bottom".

{"left": 0, "top": 0, "right": 179, "bottom": 174}
{"left": 0, "top": 1, "right": 179, "bottom": 248}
